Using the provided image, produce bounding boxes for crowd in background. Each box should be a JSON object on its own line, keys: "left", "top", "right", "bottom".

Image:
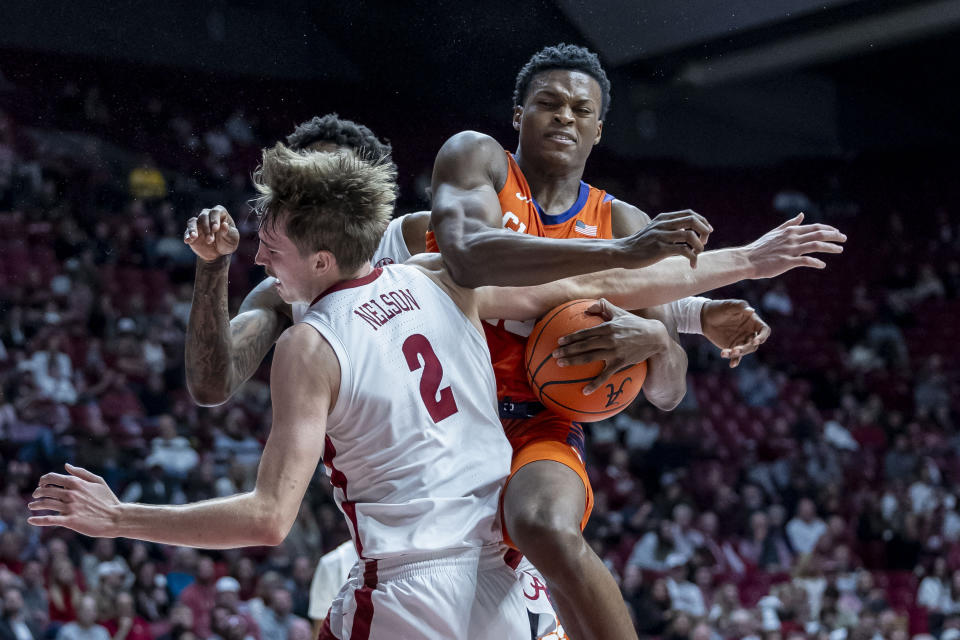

{"left": 1, "top": 69, "right": 959, "bottom": 640}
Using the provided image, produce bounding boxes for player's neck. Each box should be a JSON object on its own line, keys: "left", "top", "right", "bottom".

{"left": 307, "top": 262, "right": 374, "bottom": 304}
{"left": 514, "top": 151, "right": 584, "bottom": 214}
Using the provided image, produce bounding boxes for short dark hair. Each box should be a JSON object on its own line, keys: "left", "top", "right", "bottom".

{"left": 285, "top": 113, "right": 394, "bottom": 166}
{"left": 513, "top": 44, "right": 611, "bottom": 119}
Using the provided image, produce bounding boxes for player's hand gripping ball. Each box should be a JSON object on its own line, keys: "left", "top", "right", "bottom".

{"left": 525, "top": 299, "right": 646, "bottom": 422}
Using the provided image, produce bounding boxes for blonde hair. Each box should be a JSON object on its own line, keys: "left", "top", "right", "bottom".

{"left": 253, "top": 143, "right": 396, "bottom": 272}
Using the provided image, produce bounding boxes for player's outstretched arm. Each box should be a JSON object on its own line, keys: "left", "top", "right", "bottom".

{"left": 477, "top": 213, "right": 845, "bottom": 319}
{"left": 27, "top": 324, "right": 334, "bottom": 549}
{"left": 430, "top": 131, "right": 712, "bottom": 288}
{"left": 184, "top": 206, "right": 293, "bottom": 406}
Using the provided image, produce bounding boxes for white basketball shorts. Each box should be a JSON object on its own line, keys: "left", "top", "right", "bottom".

{"left": 320, "top": 544, "right": 563, "bottom": 639}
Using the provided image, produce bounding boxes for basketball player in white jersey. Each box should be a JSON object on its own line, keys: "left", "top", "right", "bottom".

{"left": 31, "top": 146, "right": 668, "bottom": 638}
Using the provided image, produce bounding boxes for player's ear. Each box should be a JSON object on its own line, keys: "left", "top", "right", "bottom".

{"left": 314, "top": 250, "right": 335, "bottom": 275}
{"left": 512, "top": 106, "right": 523, "bottom": 131}
{"left": 594, "top": 119, "right": 603, "bottom": 146}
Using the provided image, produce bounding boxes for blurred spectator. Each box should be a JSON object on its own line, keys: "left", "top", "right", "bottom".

{"left": 144, "top": 416, "right": 199, "bottom": 480}
{"left": 631, "top": 577, "right": 672, "bottom": 637}
{"left": 176, "top": 557, "right": 216, "bottom": 639}
{"left": 665, "top": 555, "right": 706, "bottom": 617}
{"left": 727, "top": 608, "right": 760, "bottom": 640}
{"left": 0, "top": 586, "right": 39, "bottom": 640}
{"left": 251, "top": 589, "right": 297, "bottom": 640}
{"left": 915, "top": 355, "right": 950, "bottom": 414}
{"left": 48, "top": 557, "right": 84, "bottom": 625}
{"left": 628, "top": 519, "right": 693, "bottom": 571}
{"left": 55, "top": 596, "right": 108, "bottom": 640}
{"left": 911, "top": 264, "right": 945, "bottom": 303}
{"left": 786, "top": 499, "right": 827, "bottom": 555}
{"left": 81, "top": 540, "right": 132, "bottom": 593}
{"left": 155, "top": 605, "right": 192, "bottom": 640}
{"left": 128, "top": 157, "right": 166, "bottom": 201}
{"left": 739, "top": 511, "right": 792, "bottom": 571}
{"left": 917, "top": 558, "right": 951, "bottom": 611}
{"left": 762, "top": 283, "right": 794, "bottom": 317}
{"left": 884, "top": 434, "right": 918, "bottom": 482}
{"left": 18, "top": 563, "right": 47, "bottom": 632}
{"left": 130, "top": 563, "right": 168, "bottom": 623}
{"left": 101, "top": 592, "right": 152, "bottom": 640}
{"left": 285, "top": 559, "right": 311, "bottom": 621}
{"left": 212, "top": 579, "right": 259, "bottom": 640}
{"left": 737, "top": 361, "right": 780, "bottom": 407}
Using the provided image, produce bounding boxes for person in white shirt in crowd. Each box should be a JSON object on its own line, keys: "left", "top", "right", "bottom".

{"left": 916, "top": 557, "right": 951, "bottom": 612}
{"left": 254, "top": 589, "right": 300, "bottom": 640}
{"left": 55, "top": 596, "right": 109, "bottom": 640}
{"left": 664, "top": 553, "right": 706, "bottom": 617}
{"left": 145, "top": 416, "right": 200, "bottom": 480}
{"left": 628, "top": 519, "right": 694, "bottom": 572}
{"left": 761, "top": 282, "right": 793, "bottom": 316}
{"left": 786, "top": 498, "right": 827, "bottom": 555}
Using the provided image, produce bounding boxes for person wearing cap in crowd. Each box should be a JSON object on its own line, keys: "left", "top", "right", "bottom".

{"left": 214, "top": 578, "right": 259, "bottom": 640}
{"left": 81, "top": 540, "right": 132, "bottom": 593}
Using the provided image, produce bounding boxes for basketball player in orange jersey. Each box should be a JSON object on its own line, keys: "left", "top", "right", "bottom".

{"left": 429, "top": 44, "right": 847, "bottom": 640}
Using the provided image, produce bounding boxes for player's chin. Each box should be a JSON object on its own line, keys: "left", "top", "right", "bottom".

{"left": 535, "top": 145, "right": 581, "bottom": 166}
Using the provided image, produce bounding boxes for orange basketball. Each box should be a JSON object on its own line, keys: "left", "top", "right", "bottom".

{"left": 525, "top": 299, "right": 647, "bottom": 422}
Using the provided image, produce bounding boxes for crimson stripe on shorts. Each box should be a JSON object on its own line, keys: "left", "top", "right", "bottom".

{"left": 350, "top": 560, "right": 378, "bottom": 640}
{"left": 323, "top": 436, "right": 364, "bottom": 558}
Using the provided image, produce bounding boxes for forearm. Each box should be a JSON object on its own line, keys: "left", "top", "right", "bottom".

{"left": 113, "top": 492, "right": 282, "bottom": 549}
{"left": 568, "top": 247, "right": 755, "bottom": 310}
{"left": 442, "top": 223, "right": 623, "bottom": 287}
{"left": 185, "top": 256, "right": 235, "bottom": 405}
{"left": 479, "top": 248, "right": 748, "bottom": 321}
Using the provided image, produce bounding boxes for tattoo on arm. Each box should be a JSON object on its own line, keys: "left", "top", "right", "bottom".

{"left": 185, "top": 260, "right": 290, "bottom": 405}
{"left": 185, "top": 257, "right": 234, "bottom": 405}
{"left": 229, "top": 311, "right": 287, "bottom": 386}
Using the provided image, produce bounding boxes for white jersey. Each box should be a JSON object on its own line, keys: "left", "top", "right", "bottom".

{"left": 371, "top": 215, "right": 411, "bottom": 267}
{"left": 300, "top": 264, "right": 510, "bottom": 560}
{"left": 292, "top": 215, "right": 411, "bottom": 324}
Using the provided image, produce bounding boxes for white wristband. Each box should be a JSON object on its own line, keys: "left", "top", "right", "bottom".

{"left": 666, "top": 297, "right": 709, "bottom": 335}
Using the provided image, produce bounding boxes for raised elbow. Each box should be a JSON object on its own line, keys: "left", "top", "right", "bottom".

{"left": 185, "top": 380, "right": 231, "bottom": 408}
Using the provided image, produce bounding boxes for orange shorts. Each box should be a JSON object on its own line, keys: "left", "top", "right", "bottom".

{"left": 500, "top": 412, "right": 594, "bottom": 549}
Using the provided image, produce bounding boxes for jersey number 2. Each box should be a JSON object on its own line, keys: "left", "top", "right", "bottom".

{"left": 402, "top": 334, "right": 459, "bottom": 423}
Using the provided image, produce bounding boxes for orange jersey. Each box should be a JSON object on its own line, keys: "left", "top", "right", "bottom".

{"left": 427, "top": 151, "right": 615, "bottom": 402}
